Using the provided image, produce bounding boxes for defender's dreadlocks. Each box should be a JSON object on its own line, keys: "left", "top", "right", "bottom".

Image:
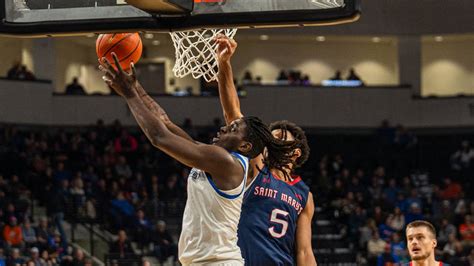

{"left": 270, "top": 120, "right": 310, "bottom": 169}
{"left": 242, "top": 117, "right": 298, "bottom": 179}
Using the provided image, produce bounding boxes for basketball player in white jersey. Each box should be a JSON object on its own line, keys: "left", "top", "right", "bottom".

{"left": 99, "top": 54, "right": 297, "bottom": 265}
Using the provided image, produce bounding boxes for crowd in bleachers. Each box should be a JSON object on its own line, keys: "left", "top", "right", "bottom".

{"left": 1, "top": 119, "right": 473, "bottom": 265}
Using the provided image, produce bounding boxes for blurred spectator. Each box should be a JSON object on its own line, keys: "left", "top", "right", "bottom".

{"left": 133, "top": 210, "right": 150, "bottom": 250}
{"left": 442, "top": 233, "right": 463, "bottom": 262}
{"left": 329, "top": 70, "right": 342, "bottom": 80}
{"left": 242, "top": 71, "right": 254, "bottom": 85}
{"left": 440, "top": 178, "right": 462, "bottom": 200}
{"left": 151, "top": 221, "right": 177, "bottom": 264}
{"left": 405, "top": 203, "right": 424, "bottom": 224}
{"left": 386, "top": 207, "right": 405, "bottom": 232}
{"left": 276, "top": 70, "right": 288, "bottom": 83}
{"left": 3, "top": 217, "right": 23, "bottom": 249}
{"left": 29, "top": 247, "right": 41, "bottom": 266}
{"left": 109, "top": 230, "right": 134, "bottom": 259}
{"left": 36, "top": 217, "right": 52, "bottom": 251}
{"left": 6, "top": 63, "right": 35, "bottom": 81}
{"left": 114, "top": 156, "right": 132, "bottom": 179}
{"left": 450, "top": 140, "right": 474, "bottom": 171}
{"left": 6, "top": 61, "right": 21, "bottom": 79}
{"left": 459, "top": 214, "right": 474, "bottom": 245}
{"left": 367, "top": 231, "right": 386, "bottom": 265}
{"left": 390, "top": 232, "right": 408, "bottom": 263}
{"left": 7, "top": 248, "right": 24, "bottom": 265}
{"left": 346, "top": 68, "right": 363, "bottom": 82}
{"left": 376, "top": 244, "right": 396, "bottom": 266}
{"left": 114, "top": 130, "right": 138, "bottom": 155}
{"left": 438, "top": 218, "right": 457, "bottom": 246}
{"left": 65, "top": 77, "right": 86, "bottom": 95}
{"left": 21, "top": 219, "right": 37, "bottom": 248}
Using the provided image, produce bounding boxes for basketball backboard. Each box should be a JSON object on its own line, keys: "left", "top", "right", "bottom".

{"left": 0, "top": 0, "right": 360, "bottom": 36}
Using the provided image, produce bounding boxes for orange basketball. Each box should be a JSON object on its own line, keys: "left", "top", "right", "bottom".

{"left": 96, "top": 33, "right": 142, "bottom": 71}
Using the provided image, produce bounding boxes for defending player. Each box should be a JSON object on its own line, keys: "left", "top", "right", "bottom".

{"left": 404, "top": 220, "right": 451, "bottom": 266}
{"left": 99, "top": 54, "right": 297, "bottom": 266}
{"left": 215, "top": 35, "right": 317, "bottom": 265}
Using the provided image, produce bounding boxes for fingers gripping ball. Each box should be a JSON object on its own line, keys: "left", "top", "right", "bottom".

{"left": 96, "top": 33, "right": 142, "bottom": 71}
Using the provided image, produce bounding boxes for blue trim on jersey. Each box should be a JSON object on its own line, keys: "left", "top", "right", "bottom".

{"left": 206, "top": 152, "right": 248, "bottom": 200}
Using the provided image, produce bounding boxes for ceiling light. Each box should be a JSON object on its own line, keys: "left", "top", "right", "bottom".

{"left": 372, "top": 37, "right": 381, "bottom": 43}
{"left": 316, "top": 36, "right": 326, "bottom": 42}
{"left": 152, "top": 40, "right": 160, "bottom": 46}
{"left": 434, "top": 36, "right": 443, "bottom": 42}
{"left": 259, "top": 35, "right": 269, "bottom": 41}
{"left": 86, "top": 33, "right": 95, "bottom": 38}
{"left": 144, "top": 33, "right": 154, "bottom": 39}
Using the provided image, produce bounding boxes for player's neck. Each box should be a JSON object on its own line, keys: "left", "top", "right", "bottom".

{"left": 270, "top": 168, "right": 293, "bottom": 182}
{"left": 411, "top": 257, "right": 439, "bottom": 266}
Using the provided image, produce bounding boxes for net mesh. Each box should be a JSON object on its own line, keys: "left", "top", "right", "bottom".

{"left": 170, "top": 28, "right": 237, "bottom": 82}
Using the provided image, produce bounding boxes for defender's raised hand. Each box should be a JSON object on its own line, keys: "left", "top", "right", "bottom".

{"left": 215, "top": 34, "right": 237, "bottom": 63}
{"left": 99, "top": 52, "right": 138, "bottom": 99}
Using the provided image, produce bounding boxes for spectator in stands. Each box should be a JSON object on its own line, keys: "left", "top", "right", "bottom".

{"left": 390, "top": 232, "right": 408, "bottom": 263}
{"left": 16, "top": 65, "right": 36, "bottom": 81}
{"left": 53, "top": 162, "right": 71, "bottom": 184}
{"left": 7, "top": 248, "right": 24, "bottom": 265}
{"left": 65, "top": 77, "right": 86, "bottom": 95}
{"left": 384, "top": 179, "right": 400, "bottom": 204}
{"left": 329, "top": 70, "right": 342, "bottom": 80}
{"left": 459, "top": 214, "right": 474, "bottom": 246}
{"left": 114, "top": 130, "right": 138, "bottom": 155}
{"left": 302, "top": 75, "right": 311, "bottom": 86}
{"left": 109, "top": 230, "right": 134, "bottom": 259}
{"left": 0, "top": 248, "right": 5, "bottom": 266}
{"left": 450, "top": 140, "right": 474, "bottom": 172}
{"left": 442, "top": 233, "right": 463, "bottom": 263}
{"left": 151, "top": 221, "right": 177, "bottom": 264}
{"left": 114, "top": 156, "right": 132, "bottom": 179}
{"left": 440, "top": 177, "right": 462, "bottom": 200}
{"left": 346, "top": 68, "right": 362, "bottom": 82}
{"left": 21, "top": 219, "right": 37, "bottom": 248}
{"left": 367, "top": 231, "right": 387, "bottom": 265}
{"left": 29, "top": 247, "right": 41, "bottom": 266}
{"left": 387, "top": 207, "right": 405, "bottom": 232}
{"left": 376, "top": 244, "right": 396, "bottom": 266}
{"left": 182, "top": 118, "right": 197, "bottom": 139}
{"left": 405, "top": 203, "right": 424, "bottom": 224}
{"left": 242, "top": 70, "right": 254, "bottom": 85}
{"left": 438, "top": 218, "right": 457, "bottom": 247}
{"left": 3, "top": 216, "right": 23, "bottom": 249}
{"left": 36, "top": 217, "right": 52, "bottom": 251}
{"left": 133, "top": 210, "right": 150, "bottom": 251}
{"left": 276, "top": 70, "right": 288, "bottom": 83}
{"left": 6, "top": 61, "right": 21, "bottom": 79}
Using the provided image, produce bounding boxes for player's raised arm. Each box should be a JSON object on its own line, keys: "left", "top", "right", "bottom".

{"left": 99, "top": 54, "right": 243, "bottom": 186}
{"left": 134, "top": 81, "right": 195, "bottom": 142}
{"left": 296, "top": 192, "right": 317, "bottom": 266}
{"left": 216, "top": 34, "right": 243, "bottom": 125}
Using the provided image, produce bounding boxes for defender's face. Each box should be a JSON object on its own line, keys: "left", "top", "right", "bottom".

{"left": 406, "top": 227, "right": 436, "bottom": 261}
{"left": 212, "top": 119, "right": 248, "bottom": 152}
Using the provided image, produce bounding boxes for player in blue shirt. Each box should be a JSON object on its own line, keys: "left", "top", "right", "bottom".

{"left": 404, "top": 220, "right": 451, "bottom": 266}
{"left": 215, "top": 35, "right": 317, "bottom": 266}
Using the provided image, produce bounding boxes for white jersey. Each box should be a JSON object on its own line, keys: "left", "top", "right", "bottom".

{"left": 179, "top": 152, "right": 249, "bottom": 266}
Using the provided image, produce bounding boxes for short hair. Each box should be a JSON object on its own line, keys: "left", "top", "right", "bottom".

{"left": 406, "top": 220, "right": 437, "bottom": 238}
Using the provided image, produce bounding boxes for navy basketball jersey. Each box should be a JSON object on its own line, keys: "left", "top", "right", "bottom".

{"left": 237, "top": 167, "right": 310, "bottom": 266}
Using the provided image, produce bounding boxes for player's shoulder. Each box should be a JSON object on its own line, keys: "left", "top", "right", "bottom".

{"left": 291, "top": 175, "right": 309, "bottom": 192}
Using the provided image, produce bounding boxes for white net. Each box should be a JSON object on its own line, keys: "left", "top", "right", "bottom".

{"left": 170, "top": 28, "right": 238, "bottom": 82}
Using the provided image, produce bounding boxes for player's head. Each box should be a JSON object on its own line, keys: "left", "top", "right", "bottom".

{"left": 269, "top": 120, "right": 310, "bottom": 170}
{"left": 213, "top": 117, "right": 297, "bottom": 167}
{"left": 406, "top": 220, "right": 437, "bottom": 261}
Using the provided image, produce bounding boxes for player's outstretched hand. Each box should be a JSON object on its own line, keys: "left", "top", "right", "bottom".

{"left": 99, "top": 53, "right": 138, "bottom": 99}
{"left": 215, "top": 33, "right": 237, "bottom": 63}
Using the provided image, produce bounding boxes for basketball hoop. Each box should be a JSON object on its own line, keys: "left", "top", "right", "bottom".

{"left": 170, "top": 28, "right": 238, "bottom": 82}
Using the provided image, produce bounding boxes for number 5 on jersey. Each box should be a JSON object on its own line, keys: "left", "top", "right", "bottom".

{"left": 268, "top": 209, "right": 289, "bottom": 238}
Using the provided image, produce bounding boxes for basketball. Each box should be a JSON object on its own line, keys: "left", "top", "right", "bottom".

{"left": 96, "top": 33, "right": 142, "bottom": 71}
